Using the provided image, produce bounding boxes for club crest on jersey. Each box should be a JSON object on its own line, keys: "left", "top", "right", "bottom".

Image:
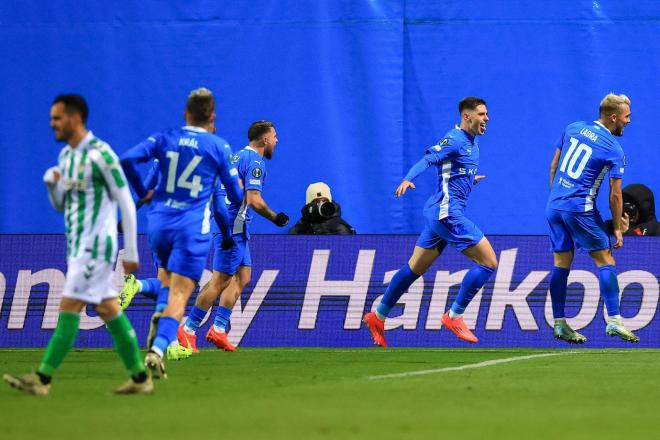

{"left": 230, "top": 154, "right": 239, "bottom": 164}
{"left": 433, "top": 138, "right": 449, "bottom": 151}
{"left": 252, "top": 168, "right": 263, "bottom": 178}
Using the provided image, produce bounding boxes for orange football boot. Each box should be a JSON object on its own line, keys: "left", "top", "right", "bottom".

{"left": 441, "top": 312, "right": 478, "bottom": 343}
{"left": 363, "top": 312, "right": 387, "bottom": 348}
{"left": 205, "top": 327, "right": 236, "bottom": 352}
{"left": 177, "top": 325, "right": 199, "bottom": 353}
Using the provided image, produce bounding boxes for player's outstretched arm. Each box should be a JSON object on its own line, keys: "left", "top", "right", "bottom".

{"left": 399, "top": 140, "right": 457, "bottom": 195}
{"left": 609, "top": 177, "right": 624, "bottom": 248}
{"left": 246, "top": 189, "right": 288, "bottom": 227}
{"left": 549, "top": 148, "right": 561, "bottom": 188}
{"left": 119, "top": 136, "right": 158, "bottom": 199}
{"left": 43, "top": 166, "right": 65, "bottom": 211}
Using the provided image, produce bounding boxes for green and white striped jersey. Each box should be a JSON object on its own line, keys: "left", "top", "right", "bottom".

{"left": 45, "top": 131, "right": 138, "bottom": 264}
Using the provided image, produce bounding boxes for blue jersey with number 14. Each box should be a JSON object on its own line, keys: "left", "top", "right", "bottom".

{"left": 122, "top": 126, "right": 240, "bottom": 232}
{"left": 547, "top": 121, "right": 625, "bottom": 213}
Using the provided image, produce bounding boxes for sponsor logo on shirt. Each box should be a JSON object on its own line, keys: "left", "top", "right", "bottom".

{"left": 558, "top": 176, "right": 574, "bottom": 189}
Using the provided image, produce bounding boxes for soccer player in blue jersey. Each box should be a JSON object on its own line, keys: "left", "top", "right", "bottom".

{"left": 364, "top": 97, "right": 497, "bottom": 347}
{"left": 178, "top": 120, "right": 289, "bottom": 352}
{"left": 120, "top": 88, "right": 243, "bottom": 378}
{"left": 546, "top": 93, "right": 638, "bottom": 343}
{"left": 116, "top": 159, "right": 193, "bottom": 360}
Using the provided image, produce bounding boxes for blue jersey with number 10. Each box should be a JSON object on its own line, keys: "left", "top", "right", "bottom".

{"left": 122, "top": 126, "right": 241, "bottom": 232}
{"left": 547, "top": 121, "right": 625, "bottom": 213}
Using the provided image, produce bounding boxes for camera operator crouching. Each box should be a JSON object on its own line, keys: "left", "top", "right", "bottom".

{"left": 288, "top": 182, "right": 356, "bottom": 235}
{"left": 605, "top": 183, "right": 660, "bottom": 236}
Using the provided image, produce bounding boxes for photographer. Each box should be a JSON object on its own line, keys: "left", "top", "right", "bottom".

{"left": 606, "top": 183, "right": 659, "bottom": 236}
{"left": 289, "top": 182, "right": 356, "bottom": 235}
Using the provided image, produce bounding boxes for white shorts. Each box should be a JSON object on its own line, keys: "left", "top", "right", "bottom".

{"left": 63, "top": 254, "right": 118, "bottom": 305}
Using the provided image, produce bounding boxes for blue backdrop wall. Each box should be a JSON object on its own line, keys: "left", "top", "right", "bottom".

{"left": 1, "top": 1, "right": 658, "bottom": 234}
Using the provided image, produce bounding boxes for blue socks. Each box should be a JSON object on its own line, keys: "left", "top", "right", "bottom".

{"left": 155, "top": 286, "right": 169, "bottom": 313}
{"left": 213, "top": 306, "right": 232, "bottom": 332}
{"left": 185, "top": 306, "right": 209, "bottom": 333}
{"left": 450, "top": 264, "right": 495, "bottom": 315}
{"left": 598, "top": 265, "right": 620, "bottom": 317}
{"left": 549, "top": 267, "right": 570, "bottom": 319}
{"left": 376, "top": 264, "right": 420, "bottom": 319}
{"left": 140, "top": 278, "right": 161, "bottom": 301}
{"left": 151, "top": 316, "right": 178, "bottom": 357}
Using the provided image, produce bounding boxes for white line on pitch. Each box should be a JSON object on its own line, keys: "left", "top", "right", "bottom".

{"left": 368, "top": 351, "right": 578, "bottom": 380}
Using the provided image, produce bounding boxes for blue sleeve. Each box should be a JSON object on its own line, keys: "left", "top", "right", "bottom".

{"left": 244, "top": 158, "right": 266, "bottom": 191}
{"left": 608, "top": 148, "right": 625, "bottom": 179}
{"left": 553, "top": 131, "right": 565, "bottom": 151}
{"left": 120, "top": 134, "right": 159, "bottom": 199}
{"left": 212, "top": 182, "right": 231, "bottom": 238}
{"left": 144, "top": 160, "right": 160, "bottom": 190}
{"left": 404, "top": 139, "right": 458, "bottom": 181}
{"left": 215, "top": 142, "right": 244, "bottom": 205}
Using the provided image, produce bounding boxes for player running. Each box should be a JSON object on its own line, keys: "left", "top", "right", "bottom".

{"left": 178, "top": 120, "right": 289, "bottom": 352}
{"left": 120, "top": 88, "right": 243, "bottom": 378}
{"left": 364, "top": 97, "right": 497, "bottom": 347}
{"left": 117, "top": 159, "right": 193, "bottom": 360}
{"left": 546, "top": 93, "right": 638, "bottom": 344}
{"left": 3, "top": 94, "right": 151, "bottom": 395}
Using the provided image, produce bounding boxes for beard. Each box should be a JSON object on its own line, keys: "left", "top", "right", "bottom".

{"left": 54, "top": 124, "right": 74, "bottom": 142}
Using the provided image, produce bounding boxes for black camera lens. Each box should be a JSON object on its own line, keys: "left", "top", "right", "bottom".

{"left": 318, "top": 201, "right": 336, "bottom": 218}
{"left": 623, "top": 202, "right": 638, "bottom": 218}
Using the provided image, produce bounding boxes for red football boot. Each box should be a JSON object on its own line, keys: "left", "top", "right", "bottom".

{"left": 363, "top": 312, "right": 387, "bottom": 348}
{"left": 177, "top": 325, "right": 200, "bottom": 353}
{"left": 441, "top": 312, "right": 478, "bottom": 343}
{"left": 205, "top": 327, "right": 236, "bottom": 352}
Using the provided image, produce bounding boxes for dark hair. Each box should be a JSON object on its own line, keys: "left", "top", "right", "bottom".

{"left": 248, "top": 120, "right": 274, "bottom": 142}
{"left": 53, "top": 94, "right": 89, "bottom": 123}
{"left": 458, "top": 97, "right": 486, "bottom": 114}
{"left": 186, "top": 88, "right": 215, "bottom": 125}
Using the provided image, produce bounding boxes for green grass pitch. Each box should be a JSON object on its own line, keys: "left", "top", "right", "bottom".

{"left": 1, "top": 348, "right": 659, "bottom": 440}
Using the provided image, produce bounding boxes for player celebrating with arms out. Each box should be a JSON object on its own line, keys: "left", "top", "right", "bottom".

{"left": 4, "top": 95, "right": 151, "bottom": 395}
{"left": 178, "top": 120, "right": 289, "bottom": 352}
{"left": 364, "top": 97, "right": 497, "bottom": 347}
{"left": 546, "top": 93, "right": 638, "bottom": 344}
{"left": 120, "top": 88, "right": 243, "bottom": 378}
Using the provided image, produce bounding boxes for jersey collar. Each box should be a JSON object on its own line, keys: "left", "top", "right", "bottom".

{"left": 593, "top": 120, "right": 612, "bottom": 134}
{"left": 244, "top": 145, "right": 260, "bottom": 154}
{"left": 182, "top": 125, "right": 207, "bottom": 133}
{"left": 455, "top": 125, "right": 476, "bottom": 144}
{"left": 68, "top": 130, "right": 94, "bottom": 150}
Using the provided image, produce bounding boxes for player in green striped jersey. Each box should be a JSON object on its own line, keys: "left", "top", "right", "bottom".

{"left": 3, "top": 95, "right": 152, "bottom": 395}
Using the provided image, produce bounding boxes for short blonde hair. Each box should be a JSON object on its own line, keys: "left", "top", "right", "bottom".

{"left": 599, "top": 93, "right": 630, "bottom": 117}
{"left": 186, "top": 87, "right": 215, "bottom": 124}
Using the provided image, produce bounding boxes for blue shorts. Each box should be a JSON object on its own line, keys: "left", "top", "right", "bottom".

{"left": 546, "top": 207, "right": 610, "bottom": 252}
{"left": 212, "top": 233, "right": 251, "bottom": 275}
{"left": 148, "top": 227, "right": 210, "bottom": 281}
{"left": 416, "top": 214, "right": 484, "bottom": 252}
